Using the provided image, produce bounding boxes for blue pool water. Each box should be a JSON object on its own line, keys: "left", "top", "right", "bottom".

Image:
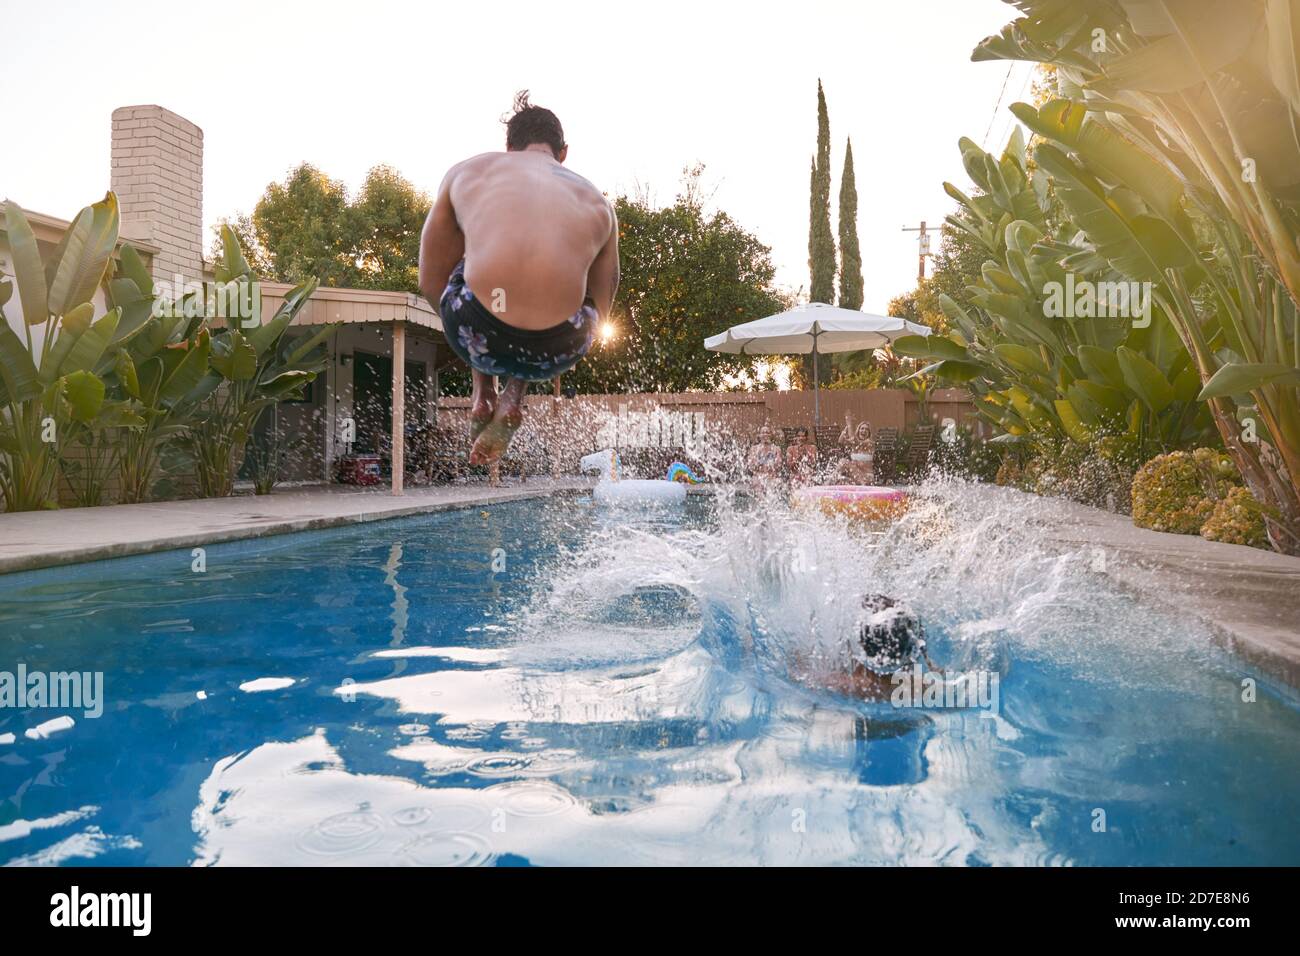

{"left": 1, "top": 485, "right": 1298, "bottom": 866}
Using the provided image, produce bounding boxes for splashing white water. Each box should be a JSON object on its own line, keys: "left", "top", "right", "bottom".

{"left": 509, "top": 475, "right": 1224, "bottom": 696}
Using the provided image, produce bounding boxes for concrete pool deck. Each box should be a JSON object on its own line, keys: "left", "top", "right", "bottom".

{"left": 975, "top": 484, "right": 1300, "bottom": 691}
{"left": 2, "top": 479, "right": 1298, "bottom": 688}
{"left": 0, "top": 479, "right": 594, "bottom": 576}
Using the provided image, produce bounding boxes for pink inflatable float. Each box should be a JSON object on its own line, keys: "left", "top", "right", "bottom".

{"left": 791, "top": 485, "right": 909, "bottom": 521}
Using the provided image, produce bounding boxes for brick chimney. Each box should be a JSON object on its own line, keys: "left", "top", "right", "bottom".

{"left": 110, "top": 105, "right": 204, "bottom": 283}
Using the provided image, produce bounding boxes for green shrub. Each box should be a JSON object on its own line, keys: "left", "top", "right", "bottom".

{"left": 994, "top": 455, "right": 1025, "bottom": 489}
{"left": 993, "top": 437, "right": 1136, "bottom": 512}
{"left": 931, "top": 425, "right": 1002, "bottom": 482}
{"left": 1201, "top": 486, "right": 1271, "bottom": 549}
{"left": 1131, "top": 451, "right": 1215, "bottom": 534}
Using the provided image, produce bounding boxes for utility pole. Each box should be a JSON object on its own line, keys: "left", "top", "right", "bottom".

{"left": 901, "top": 221, "right": 941, "bottom": 280}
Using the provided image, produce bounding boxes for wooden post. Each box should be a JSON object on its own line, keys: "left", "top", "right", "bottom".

{"left": 392, "top": 320, "right": 405, "bottom": 496}
{"left": 432, "top": 356, "right": 441, "bottom": 427}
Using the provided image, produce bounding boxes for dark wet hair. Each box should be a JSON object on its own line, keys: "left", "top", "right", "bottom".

{"left": 504, "top": 90, "right": 565, "bottom": 159}
{"left": 856, "top": 594, "right": 925, "bottom": 674}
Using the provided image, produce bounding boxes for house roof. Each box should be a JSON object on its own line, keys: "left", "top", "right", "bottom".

{"left": 258, "top": 281, "right": 443, "bottom": 332}
{"left": 4, "top": 207, "right": 441, "bottom": 333}
{"left": 1, "top": 206, "right": 163, "bottom": 257}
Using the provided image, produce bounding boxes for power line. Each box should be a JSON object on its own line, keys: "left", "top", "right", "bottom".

{"left": 982, "top": 62, "right": 1013, "bottom": 151}
{"left": 994, "top": 64, "right": 1037, "bottom": 150}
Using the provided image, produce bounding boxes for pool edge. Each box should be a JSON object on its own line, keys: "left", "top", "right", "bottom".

{"left": 0, "top": 480, "right": 596, "bottom": 577}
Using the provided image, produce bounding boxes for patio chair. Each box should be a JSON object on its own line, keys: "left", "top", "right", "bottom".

{"left": 427, "top": 427, "right": 468, "bottom": 482}
{"left": 499, "top": 425, "right": 552, "bottom": 482}
{"left": 874, "top": 428, "right": 899, "bottom": 485}
{"left": 815, "top": 425, "right": 847, "bottom": 463}
{"left": 903, "top": 424, "right": 936, "bottom": 479}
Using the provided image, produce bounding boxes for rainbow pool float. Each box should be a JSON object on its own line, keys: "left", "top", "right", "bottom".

{"left": 792, "top": 485, "right": 909, "bottom": 522}
{"left": 666, "top": 462, "right": 703, "bottom": 484}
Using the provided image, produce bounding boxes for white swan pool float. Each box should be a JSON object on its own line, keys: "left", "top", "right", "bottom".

{"left": 580, "top": 449, "right": 687, "bottom": 507}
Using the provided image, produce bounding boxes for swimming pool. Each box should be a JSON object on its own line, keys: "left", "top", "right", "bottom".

{"left": 1, "top": 484, "right": 1298, "bottom": 866}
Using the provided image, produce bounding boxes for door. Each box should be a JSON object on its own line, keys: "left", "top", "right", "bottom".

{"left": 352, "top": 352, "right": 427, "bottom": 455}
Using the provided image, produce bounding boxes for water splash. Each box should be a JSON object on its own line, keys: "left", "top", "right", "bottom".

{"left": 509, "top": 474, "right": 1227, "bottom": 700}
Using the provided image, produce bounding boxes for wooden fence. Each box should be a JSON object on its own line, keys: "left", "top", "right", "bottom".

{"left": 435, "top": 387, "right": 982, "bottom": 475}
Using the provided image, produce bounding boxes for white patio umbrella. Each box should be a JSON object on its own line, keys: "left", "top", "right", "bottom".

{"left": 704, "top": 302, "right": 931, "bottom": 423}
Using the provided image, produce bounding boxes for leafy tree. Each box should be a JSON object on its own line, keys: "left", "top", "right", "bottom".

{"left": 238, "top": 164, "right": 355, "bottom": 287}
{"left": 564, "top": 171, "right": 790, "bottom": 394}
{"left": 350, "top": 165, "right": 429, "bottom": 292}
{"left": 838, "top": 138, "right": 863, "bottom": 310}
{"left": 216, "top": 164, "right": 429, "bottom": 292}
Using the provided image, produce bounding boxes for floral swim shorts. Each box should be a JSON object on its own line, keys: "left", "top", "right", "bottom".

{"left": 439, "top": 259, "right": 597, "bottom": 382}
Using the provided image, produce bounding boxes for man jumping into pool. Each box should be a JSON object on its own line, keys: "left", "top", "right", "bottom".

{"left": 418, "top": 91, "right": 620, "bottom": 464}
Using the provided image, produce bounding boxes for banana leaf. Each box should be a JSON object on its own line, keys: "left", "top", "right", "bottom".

{"left": 46, "top": 193, "right": 119, "bottom": 317}
{"left": 1198, "top": 361, "right": 1300, "bottom": 399}
{"left": 0, "top": 320, "right": 40, "bottom": 407}
{"left": 4, "top": 201, "right": 49, "bottom": 325}
{"left": 1117, "top": 345, "right": 1176, "bottom": 413}
{"left": 62, "top": 370, "right": 106, "bottom": 423}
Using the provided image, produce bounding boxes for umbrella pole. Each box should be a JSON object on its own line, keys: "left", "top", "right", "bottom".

{"left": 812, "top": 333, "right": 821, "bottom": 426}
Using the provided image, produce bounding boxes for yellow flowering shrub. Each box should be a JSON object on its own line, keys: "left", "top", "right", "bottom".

{"left": 1131, "top": 451, "right": 1216, "bottom": 534}
{"left": 1200, "top": 486, "right": 1271, "bottom": 549}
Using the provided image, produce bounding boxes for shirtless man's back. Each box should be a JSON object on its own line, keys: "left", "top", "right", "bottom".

{"left": 419, "top": 92, "right": 619, "bottom": 465}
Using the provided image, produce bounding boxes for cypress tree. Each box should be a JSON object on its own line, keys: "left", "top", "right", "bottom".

{"left": 838, "top": 138, "right": 863, "bottom": 310}
{"left": 808, "top": 80, "right": 836, "bottom": 305}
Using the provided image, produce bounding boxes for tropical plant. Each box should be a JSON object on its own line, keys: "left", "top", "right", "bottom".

{"left": 893, "top": 131, "right": 1217, "bottom": 470}
{"left": 0, "top": 195, "right": 150, "bottom": 511}
{"left": 178, "top": 226, "right": 332, "bottom": 498}
{"left": 94, "top": 245, "right": 212, "bottom": 504}
{"left": 2, "top": 196, "right": 330, "bottom": 510}
{"left": 968, "top": 0, "right": 1300, "bottom": 552}
{"left": 245, "top": 423, "right": 310, "bottom": 496}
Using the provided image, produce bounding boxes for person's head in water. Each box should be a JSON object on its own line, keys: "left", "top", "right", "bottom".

{"left": 504, "top": 90, "right": 567, "bottom": 162}
{"left": 854, "top": 594, "right": 926, "bottom": 675}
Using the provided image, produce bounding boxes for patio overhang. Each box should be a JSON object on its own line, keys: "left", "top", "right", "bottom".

{"left": 257, "top": 282, "right": 443, "bottom": 332}
{"left": 255, "top": 284, "right": 445, "bottom": 497}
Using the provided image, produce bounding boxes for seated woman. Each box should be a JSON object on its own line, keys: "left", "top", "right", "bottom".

{"left": 784, "top": 427, "right": 818, "bottom": 485}
{"left": 745, "top": 423, "right": 784, "bottom": 486}
{"left": 835, "top": 421, "right": 875, "bottom": 484}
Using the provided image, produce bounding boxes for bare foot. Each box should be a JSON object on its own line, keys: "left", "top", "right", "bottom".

{"left": 470, "top": 378, "right": 526, "bottom": 465}
{"left": 469, "top": 370, "right": 498, "bottom": 444}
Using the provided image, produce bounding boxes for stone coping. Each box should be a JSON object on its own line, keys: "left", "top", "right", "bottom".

{"left": 0, "top": 480, "right": 593, "bottom": 576}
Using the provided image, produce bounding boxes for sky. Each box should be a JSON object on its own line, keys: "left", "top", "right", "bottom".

{"left": 0, "top": 0, "right": 1034, "bottom": 313}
